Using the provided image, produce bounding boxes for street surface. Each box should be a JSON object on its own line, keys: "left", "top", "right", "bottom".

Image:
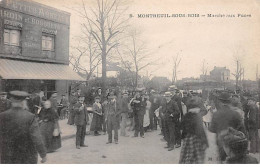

{"left": 39, "top": 119, "right": 259, "bottom": 164}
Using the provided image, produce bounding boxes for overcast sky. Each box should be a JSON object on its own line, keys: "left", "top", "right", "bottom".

{"left": 34, "top": 0, "right": 260, "bottom": 81}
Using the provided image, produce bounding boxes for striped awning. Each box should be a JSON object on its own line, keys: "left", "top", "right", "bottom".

{"left": 0, "top": 59, "right": 85, "bottom": 81}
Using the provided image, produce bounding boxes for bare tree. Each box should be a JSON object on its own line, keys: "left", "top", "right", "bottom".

{"left": 232, "top": 56, "right": 244, "bottom": 90}
{"left": 71, "top": 0, "right": 130, "bottom": 95}
{"left": 172, "top": 53, "right": 182, "bottom": 84}
{"left": 69, "top": 35, "right": 101, "bottom": 83}
{"left": 201, "top": 59, "right": 208, "bottom": 81}
{"left": 117, "top": 29, "right": 155, "bottom": 88}
{"left": 69, "top": 45, "right": 87, "bottom": 73}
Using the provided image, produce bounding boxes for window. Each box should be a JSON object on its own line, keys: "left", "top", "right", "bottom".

{"left": 42, "top": 35, "right": 54, "bottom": 51}
{"left": 4, "top": 29, "right": 20, "bottom": 46}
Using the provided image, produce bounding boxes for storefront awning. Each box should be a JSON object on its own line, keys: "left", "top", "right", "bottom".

{"left": 0, "top": 59, "right": 85, "bottom": 81}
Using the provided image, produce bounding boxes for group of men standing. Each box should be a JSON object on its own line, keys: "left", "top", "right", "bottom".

{"left": 129, "top": 88, "right": 187, "bottom": 152}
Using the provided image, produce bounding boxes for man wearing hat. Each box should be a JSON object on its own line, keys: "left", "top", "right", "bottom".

{"left": 149, "top": 89, "right": 157, "bottom": 131}
{"left": 209, "top": 91, "right": 246, "bottom": 162}
{"left": 130, "top": 89, "right": 146, "bottom": 138}
{"left": 68, "top": 91, "right": 78, "bottom": 125}
{"left": 105, "top": 93, "right": 120, "bottom": 144}
{"left": 60, "top": 94, "right": 69, "bottom": 120}
{"left": 0, "top": 92, "right": 11, "bottom": 113}
{"left": 0, "top": 91, "right": 47, "bottom": 163}
{"left": 172, "top": 89, "right": 183, "bottom": 148}
{"left": 163, "top": 91, "right": 180, "bottom": 151}
{"left": 247, "top": 97, "right": 260, "bottom": 154}
{"left": 74, "top": 96, "right": 89, "bottom": 149}
{"left": 120, "top": 92, "right": 130, "bottom": 137}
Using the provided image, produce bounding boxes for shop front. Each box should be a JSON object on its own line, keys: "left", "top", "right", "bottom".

{"left": 0, "top": 58, "right": 84, "bottom": 99}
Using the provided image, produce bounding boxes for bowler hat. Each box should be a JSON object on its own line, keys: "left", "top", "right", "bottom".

{"left": 9, "top": 91, "right": 29, "bottom": 101}
{"left": 218, "top": 92, "right": 231, "bottom": 102}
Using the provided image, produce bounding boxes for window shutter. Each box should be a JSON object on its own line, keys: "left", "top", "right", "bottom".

{"left": 10, "top": 30, "right": 20, "bottom": 46}
{"left": 4, "top": 29, "right": 10, "bottom": 44}
{"left": 42, "top": 36, "right": 46, "bottom": 50}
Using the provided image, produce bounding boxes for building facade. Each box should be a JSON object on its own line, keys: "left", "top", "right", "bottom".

{"left": 210, "top": 66, "right": 230, "bottom": 82}
{"left": 0, "top": 0, "right": 83, "bottom": 99}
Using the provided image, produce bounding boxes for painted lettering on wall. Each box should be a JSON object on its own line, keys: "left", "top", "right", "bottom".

{"left": 25, "top": 17, "right": 61, "bottom": 30}
{"left": 2, "top": 0, "right": 70, "bottom": 25}
{"left": 0, "top": 8, "right": 62, "bottom": 30}
{"left": 23, "top": 41, "right": 40, "bottom": 49}
{"left": 4, "top": 19, "right": 22, "bottom": 28}
{"left": 0, "top": 8, "right": 22, "bottom": 21}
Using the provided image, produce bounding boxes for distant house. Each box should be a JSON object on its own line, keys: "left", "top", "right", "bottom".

{"left": 210, "top": 66, "right": 230, "bottom": 82}
{"left": 107, "top": 62, "right": 121, "bottom": 78}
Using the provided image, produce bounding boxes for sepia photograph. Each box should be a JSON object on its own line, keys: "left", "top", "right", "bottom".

{"left": 0, "top": 0, "right": 260, "bottom": 164}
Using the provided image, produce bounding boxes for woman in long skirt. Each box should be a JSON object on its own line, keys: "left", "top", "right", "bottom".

{"left": 143, "top": 95, "right": 151, "bottom": 132}
{"left": 39, "top": 100, "right": 61, "bottom": 153}
{"left": 90, "top": 97, "right": 103, "bottom": 135}
{"left": 179, "top": 96, "right": 208, "bottom": 164}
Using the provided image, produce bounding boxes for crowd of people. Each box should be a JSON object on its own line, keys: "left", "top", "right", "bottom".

{"left": 0, "top": 86, "right": 259, "bottom": 164}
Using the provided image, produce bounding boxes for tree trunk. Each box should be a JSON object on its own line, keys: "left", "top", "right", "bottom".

{"left": 102, "top": 48, "right": 106, "bottom": 97}
{"left": 258, "top": 79, "right": 260, "bottom": 102}
{"left": 135, "top": 71, "right": 138, "bottom": 88}
{"left": 236, "top": 60, "right": 239, "bottom": 90}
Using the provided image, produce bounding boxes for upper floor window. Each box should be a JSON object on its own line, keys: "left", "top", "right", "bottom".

{"left": 42, "top": 34, "right": 55, "bottom": 51}
{"left": 4, "top": 29, "right": 21, "bottom": 46}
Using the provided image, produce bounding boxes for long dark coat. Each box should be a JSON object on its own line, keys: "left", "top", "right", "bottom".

{"left": 0, "top": 107, "right": 46, "bottom": 164}
{"left": 67, "top": 96, "right": 78, "bottom": 125}
{"left": 38, "top": 108, "right": 61, "bottom": 153}
{"left": 209, "top": 104, "right": 246, "bottom": 161}
{"left": 74, "top": 103, "right": 88, "bottom": 126}
{"left": 106, "top": 100, "right": 121, "bottom": 130}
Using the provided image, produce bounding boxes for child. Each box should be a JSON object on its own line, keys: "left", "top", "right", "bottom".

{"left": 219, "top": 127, "right": 258, "bottom": 164}
{"left": 90, "top": 96, "right": 102, "bottom": 136}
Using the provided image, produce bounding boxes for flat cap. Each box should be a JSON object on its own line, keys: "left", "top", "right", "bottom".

{"left": 9, "top": 90, "right": 29, "bottom": 101}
